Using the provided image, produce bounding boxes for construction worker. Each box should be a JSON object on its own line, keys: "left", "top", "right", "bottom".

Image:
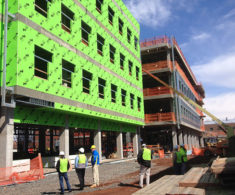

{"left": 90, "top": 145, "right": 100, "bottom": 188}
{"left": 56, "top": 151, "right": 72, "bottom": 194}
{"left": 137, "top": 144, "right": 153, "bottom": 188}
{"left": 179, "top": 144, "right": 188, "bottom": 174}
{"left": 75, "top": 147, "right": 88, "bottom": 190}
{"left": 172, "top": 145, "right": 182, "bottom": 175}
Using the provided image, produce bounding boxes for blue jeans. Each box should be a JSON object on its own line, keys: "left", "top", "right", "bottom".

{"left": 59, "top": 172, "right": 71, "bottom": 193}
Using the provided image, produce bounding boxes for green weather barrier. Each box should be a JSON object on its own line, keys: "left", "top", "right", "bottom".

{"left": 0, "top": 0, "right": 144, "bottom": 131}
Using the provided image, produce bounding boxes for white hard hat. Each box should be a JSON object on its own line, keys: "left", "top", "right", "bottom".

{"left": 142, "top": 143, "right": 146, "bottom": 147}
{"left": 79, "top": 147, "right": 85, "bottom": 153}
{"left": 59, "top": 151, "right": 65, "bottom": 156}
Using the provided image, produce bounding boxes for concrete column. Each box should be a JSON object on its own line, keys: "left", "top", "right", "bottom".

{"left": 172, "top": 126, "right": 178, "bottom": 147}
{"left": 60, "top": 118, "right": 69, "bottom": 158}
{"left": 183, "top": 130, "right": 188, "bottom": 147}
{"left": 200, "top": 136, "right": 204, "bottom": 148}
{"left": 178, "top": 130, "right": 183, "bottom": 145}
{"left": 116, "top": 132, "right": 123, "bottom": 159}
{"left": 94, "top": 130, "right": 102, "bottom": 162}
{"left": 0, "top": 107, "right": 14, "bottom": 168}
{"left": 187, "top": 131, "right": 192, "bottom": 150}
{"left": 132, "top": 131, "right": 139, "bottom": 157}
{"left": 197, "top": 136, "right": 200, "bottom": 148}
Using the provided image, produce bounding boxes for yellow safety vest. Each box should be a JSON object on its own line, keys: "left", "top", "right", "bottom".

{"left": 78, "top": 154, "right": 86, "bottom": 164}
{"left": 60, "top": 158, "right": 68, "bottom": 173}
{"left": 142, "top": 148, "right": 151, "bottom": 161}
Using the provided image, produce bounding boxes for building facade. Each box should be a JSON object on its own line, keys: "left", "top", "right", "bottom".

{"left": 0, "top": 0, "right": 144, "bottom": 168}
{"left": 141, "top": 36, "right": 205, "bottom": 151}
{"left": 204, "top": 120, "right": 235, "bottom": 138}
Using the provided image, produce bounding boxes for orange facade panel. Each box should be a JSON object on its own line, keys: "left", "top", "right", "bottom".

{"left": 145, "top": 112, "right": 176, "bottom": 123}
{"left": 142, "top": 61, "right": 172, "bottom": 72}
{"left": 143, "top": 86, "right": 173, "bottom": 96}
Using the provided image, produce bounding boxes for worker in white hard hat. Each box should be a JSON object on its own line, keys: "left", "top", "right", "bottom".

{"left": 137, "top": 144, "right": 153, "bottom": 188}
{"left": 75, "top": 147, "right": 88, "bottom": 190}
{"left": 56, "top": 151, "right": 72, "bottom": 194}
{"left": 90, "top": 145, "right": 100, "bottom": 188}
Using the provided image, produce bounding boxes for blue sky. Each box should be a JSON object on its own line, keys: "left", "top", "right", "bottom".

{"left": 124, "top": 0, "right": 235, "bottom": 121}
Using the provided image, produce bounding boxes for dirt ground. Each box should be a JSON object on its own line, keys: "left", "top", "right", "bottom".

{"left": 1, "top": 156, "right": 219, "bottom": 195}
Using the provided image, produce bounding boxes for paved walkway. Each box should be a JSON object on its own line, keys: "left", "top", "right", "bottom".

{"left": 0, "top": 159, "right": 142, "bottom": 195}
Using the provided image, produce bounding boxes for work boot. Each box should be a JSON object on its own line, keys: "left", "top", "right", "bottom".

{"left": 90, "top": 184, "right": 97, "bottom": 188}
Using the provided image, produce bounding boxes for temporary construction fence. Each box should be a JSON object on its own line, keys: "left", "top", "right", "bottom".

{"left": 192, "top": 147, "right": 205, "bottom": 156}
{"left": 0, "top": 154, "right": 44, "bottom": 186}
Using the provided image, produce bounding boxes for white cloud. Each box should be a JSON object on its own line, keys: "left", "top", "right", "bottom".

{"left": 125, "top": 0, "right": 172, "bottom": 28}
{"left": 204, "top": 93, "right": 235, "bottom": 121}
{"left": 223, "top": 8, "right": 235, "bottom": 19}
{"left": 192, "top": 52, "right": 235, "bottom": 89}
{"left": 192, "top": 32, "right": 210, "bottom": 41}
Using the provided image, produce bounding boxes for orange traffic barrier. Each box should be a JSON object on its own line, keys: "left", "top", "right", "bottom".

{"left": 192, "top": 147, "right": 205, "bottom": 156}
{"left": 158, "top": 149, "right": 165, "bottom": 158}
{"left": 0, "top": 153, "right": 44, "bottom": 186}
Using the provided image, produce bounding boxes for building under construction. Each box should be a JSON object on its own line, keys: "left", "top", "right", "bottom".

{"left": 141, "top": 36, "right": 205, "bottom": 151}
{"left": 0, "top": 0, "right": 144, "bottom": 168}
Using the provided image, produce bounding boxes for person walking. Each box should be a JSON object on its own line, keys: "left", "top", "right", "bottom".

{"left": 56, "top": 151, "right": 72, "bottom": 194}
{"left": 90, "top": 145, "right": 100, "bottom": 188}
{"left": 137, "top": 144, "right": 153, "bottom": 188}
{"left": 75, "top": 147, "right": 88, "bottom": 190}
{"left": 172, "top": 145, "right": 182, "bottom": 175}
{"left": 179, "top": 144, "right": 188, "bottom": 174}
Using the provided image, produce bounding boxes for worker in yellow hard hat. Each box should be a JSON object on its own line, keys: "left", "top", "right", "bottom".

{"left": 90, "top": 145, "right": 100, "bottom": 188}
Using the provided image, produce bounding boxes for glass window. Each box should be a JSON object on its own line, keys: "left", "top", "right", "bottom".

{"left": 137, "top": 97, "right": 141, "bottom": 111}
{"left": 96, "top": 0, "right": 103, "bottom": 13}
{"left": 81, "top": 21, "right": 91, "bottom": 46}
{"left": 108, "top": 6, "right": 114, "bottom": 25}
{"left": 130, "top": 93, "right": 134, "bottom": 109}
{"left": 82, "top": 70, "right": 92, "bottom": 94}
{"left": 119, "top": 18, "right": 123, "bottom": 35}
{"left": 120, "top": 53, "right": 125, "bottom": 70}
{"left": 121, "top": 89, "right": 126, "bottom": 106}
{"left": 34, "top": 45, "right": 52, "bottom": 80}
{"left": 35, "top": 0, "right": 51, "bottom": 17}
{"left": 97, "top": 34, "right": 105, "bottom": 56}
{"left": 134, "top": 36, "right": 138, "bottom": 50}
{"left": 62, "top": 59, "right": 75, "bottom": 88}
{"left": 111, "top": 84, "right": 117, "bottom": 103}
{"left": 110, "top": 44, "right": 116, "bottom": 63}
{"left": 61, "top": 4, "right": 74, "bottom": 33}
{"left": 98, "top": 78, "right": 106, "bottom": 99}
{"left": 136, "top": 66, "right": 139, "bottom": 80}
{"left": 127, "top": 28, "right": 132, "bottom": 43}
{"left": 128, "top": 60, "right": 133, "bottom": 76}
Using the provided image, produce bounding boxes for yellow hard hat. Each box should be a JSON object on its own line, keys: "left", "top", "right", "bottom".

{"left": 90, "top": 145, "right": 96, "bottom": 149}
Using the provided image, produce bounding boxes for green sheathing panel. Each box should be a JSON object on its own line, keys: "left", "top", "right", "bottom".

{"left": 14, "top": 106, "right": 137, "bottom": 133}
{"left": 2, "top": 0, "right": 144, "bottom": 130}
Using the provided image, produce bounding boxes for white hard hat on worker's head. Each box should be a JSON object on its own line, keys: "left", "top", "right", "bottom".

{"left": 59, "top": 151, "right": 65, "bottom": 156}
{"left": 79, "top": 147, "right": 85, "bottom": 153}
{"left": 142, "top": 143, "right": 146, "bottom": 148}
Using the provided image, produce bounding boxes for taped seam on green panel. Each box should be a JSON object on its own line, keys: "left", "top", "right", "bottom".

{"left": 73, "top": 0, "right": 140, "bottom": 63}
{"left": 14, "top": 13, "right": 142, "bottom": 92}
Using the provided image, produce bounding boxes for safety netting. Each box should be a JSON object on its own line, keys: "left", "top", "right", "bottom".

{"left": 0, "top": 154, "right": 44, "bottom": 186}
